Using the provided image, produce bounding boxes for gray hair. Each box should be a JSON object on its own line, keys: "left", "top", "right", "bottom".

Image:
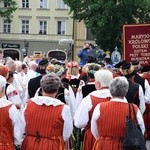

{"left": 6, "top": 60, "right": 16, "bottom": 72}
{"left": 94, "top": 69, "right": 113, "bottom": 87}
{"left": 40, "top": 73, "right": 61, "bottom": 93}
{"left": 109, "top": 76, "right": 129, "bottom": 97}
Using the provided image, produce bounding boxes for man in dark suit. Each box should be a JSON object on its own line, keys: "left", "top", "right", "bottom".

{"left": 120, "top": 62, "right": 145, "bottom": 115}
{"left": 28, "top": 58, "right": 48, "bottom": 98}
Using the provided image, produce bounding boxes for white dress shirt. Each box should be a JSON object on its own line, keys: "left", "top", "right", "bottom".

{"left": 75, "top": 81, "right": 94, "bottom": 110}
{"left": 138, "top": 85, "right": 146, "bottom": 114}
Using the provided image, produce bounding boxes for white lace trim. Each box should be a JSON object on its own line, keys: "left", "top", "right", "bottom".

{"left": 110, "top": 98, "right": 127, "bottom": 103}
{"left": 90, "top": 89, "right": 112, "bottom": 98}
{"left": 31, "top": 96, "right": 64, "bottom": 106}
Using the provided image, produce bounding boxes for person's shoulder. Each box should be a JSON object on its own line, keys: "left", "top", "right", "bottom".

{"left": 29, "top": 75, "right": 42, "bottom": 82}
{"left": 130, "top": 81, "right": 140, "bottom": 88}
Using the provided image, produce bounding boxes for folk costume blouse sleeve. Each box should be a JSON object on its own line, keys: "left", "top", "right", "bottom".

{"left": 91, "top": 103, "right": 100, "bottom": 139}
{"left": 74, "top": 95, "right": 92, "bottom": 128}
{"left": 139, "top": 85, "right": 146, "bottom": 114}
{"left": 64, "top": 85, "right": 76, "bottom": 117}
{"left": 9, "top": 104, "right": 25, "bottom": 145}
{"left": 62, "top": 105, "right": 73, "bottom": 141}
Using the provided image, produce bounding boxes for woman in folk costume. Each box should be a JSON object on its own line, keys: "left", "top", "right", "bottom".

{"left": 141, "top": 65, "right": 150, "bottom": 140}
{"left": 35, "top": 64, "right": 75, "bottom": 150}
{"left": 74, "top": 69, "right": 113, "bottom": 150}
{"left": 0, "top": 75, "right": 24, "bottom": 150}
{"left": 21, "top": 73, "right": 73, "bottom": 150}
{"left": 63, "top": 61, "right": 81, "bottom": 96}
{"left": 91, "top": 76, "right": 145, "bottom": 150}
{"left": 47, "top": 63, "right": 77, "bottom": 150}
{"left": 76, "top": 63, "right": 101, "bottom": 110}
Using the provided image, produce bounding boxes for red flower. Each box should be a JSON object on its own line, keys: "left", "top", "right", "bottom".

{"left": 13, "top": 90, "right": 18, "bottom": 95}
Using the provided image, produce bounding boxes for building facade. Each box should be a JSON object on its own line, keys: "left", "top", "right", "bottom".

{"left": 0, "top": 0, "right": 74, "bottom": 61}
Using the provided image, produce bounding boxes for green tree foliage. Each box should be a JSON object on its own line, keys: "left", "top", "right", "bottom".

{"left": 63, "top": 0, "right": 150, "bottom": 51}
{"left": 0, "top": 0, "right": 17, "bottom": 19}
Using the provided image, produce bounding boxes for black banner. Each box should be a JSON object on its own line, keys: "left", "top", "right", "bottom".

{"left": 2, "top": 43, "right": 20, "bottom": 49}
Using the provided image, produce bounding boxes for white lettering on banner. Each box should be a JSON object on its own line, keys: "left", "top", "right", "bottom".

{"left": 128, "top": 33, "right": 150, "bottom": 65}
{"left": 131, "top": 34, "right": 150, "bottom": 39}
{"left": 132, "top": 44, "right": 148, "bottom": 49}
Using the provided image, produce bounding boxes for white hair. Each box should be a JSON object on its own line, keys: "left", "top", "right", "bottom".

{"left": 15, "top": 61, "right": 23, "bottom": 72}
{"left": 6, "top": 60, "right": 16, "bottom": 71}
{"left": 0, "top": 75, "right": 6, "bottom": 91}
{"left": 15, "top": 61, "right": 22, "bottom": 67}
{"left": 28, "top": 61, "right": 38, "bottom": 70}
{"left": 94, "top": 69, "right": 113, "bottom": 87}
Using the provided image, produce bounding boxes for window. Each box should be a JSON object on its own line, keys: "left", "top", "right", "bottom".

{"left": 4, "top": 1, "right": 10, "bottom": 7}
{"left": 3, "top": 50, "right": 20, "bottom": 60}
{"left": 3, "top": 19, "right": 11, "bottom": 33}
{"left": 21, "top": 19, "right": 29, "bottom": 34}
{"left": 39, "top": 20, "right": 47, "bottom": 34}
{"left": 57, "top": 21, "right": 66, "bottom": 35}
{"left": 86, "top": 28, "right": 94, "bottom": 40}
{"left": 48, "top": 50, "right": 67, "bottom": 61}
{"left": 22, "top": 0, "right": 29, "bottom": 8}
{"left": 40, "top": 0, "right": 47, "bottom": 8}
{"left": 57, "top": 0, "right": 67, "bottom": 9}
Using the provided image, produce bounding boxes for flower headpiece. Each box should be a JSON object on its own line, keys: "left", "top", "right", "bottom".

{"left": 66, "top": 61, "right": 79, "bottom": 69}
{"left": 47, "top": 64, "right": 55, "bottom": 72}
{"left": 47, "top": 64, "right": 65, "bottom": 77}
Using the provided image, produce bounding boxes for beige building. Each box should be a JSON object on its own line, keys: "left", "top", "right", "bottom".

{"left": 0, "top": 0, "right": 74, "bottom": 61}
{"left": 0, "top": 0, "right": 95, "bottom": 61}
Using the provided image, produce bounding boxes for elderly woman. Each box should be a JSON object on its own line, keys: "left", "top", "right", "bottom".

{"left": 21, "top": 73, "right": 73, "bottom": 150}
{"left": 91, "top": 76, "right": 145, "bottom": 150}
{"left": 74, "top": 69, "right": 113, "bottom": 150}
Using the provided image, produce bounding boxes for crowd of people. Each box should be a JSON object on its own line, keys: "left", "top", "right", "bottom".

{"left": 0, "top": 47, "right": 150, "bottom": 150}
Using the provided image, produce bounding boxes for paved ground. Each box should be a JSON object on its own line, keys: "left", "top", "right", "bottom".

{"left": 146, "top": 140, "right": 150, "bottom": 149}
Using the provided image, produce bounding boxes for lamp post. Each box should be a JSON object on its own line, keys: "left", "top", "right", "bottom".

{"left": 59, "top": 39, "right": 74, "bottom": 60}
{"left": 24, "top": 40, "right": 29, "bottom": 57}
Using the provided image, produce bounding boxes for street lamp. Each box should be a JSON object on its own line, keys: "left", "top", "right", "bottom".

{"left": 24, "top": 40, "right": 29, "bottom": 57}
{"left": 59, "top": 39, "right": 74, "bottom": 60}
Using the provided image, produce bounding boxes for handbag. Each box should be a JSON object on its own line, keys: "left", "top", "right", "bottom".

{"left": 123, "top": 103, "right": 147, "bottom": 150}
